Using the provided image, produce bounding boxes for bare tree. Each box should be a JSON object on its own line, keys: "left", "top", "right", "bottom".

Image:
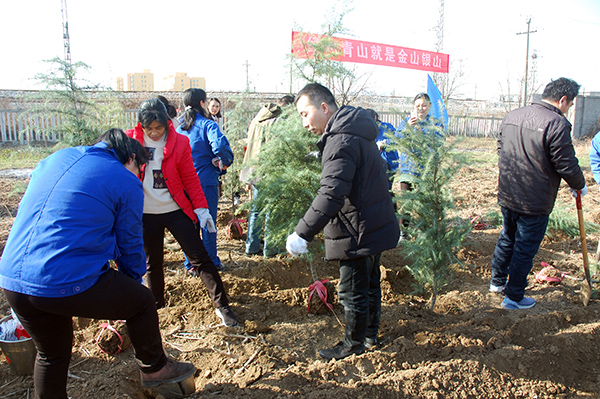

{"left": 498, "top": 53, "right": 541, "bottom": 112}
{"left": 432, "top": 58, "right": 466, "bottom": 102}
{"left": 290, "top": 0, "right": 372, "bottom": 106}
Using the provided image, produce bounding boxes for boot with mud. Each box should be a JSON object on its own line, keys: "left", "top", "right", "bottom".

{"left": 140, "top": 357, "right": 196, "bottom": 388}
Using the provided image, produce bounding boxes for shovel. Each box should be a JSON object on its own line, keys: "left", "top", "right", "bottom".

{"left": 575, "top": 189, "right": 593, "bottom": 306}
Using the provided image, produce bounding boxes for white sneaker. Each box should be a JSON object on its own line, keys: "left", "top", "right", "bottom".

{"left": 489, "top": 283, "right": 506, "bottom": 293}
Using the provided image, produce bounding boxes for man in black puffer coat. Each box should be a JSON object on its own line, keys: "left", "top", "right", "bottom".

{"left": 286, "top": 83, "right": 400, "bottom": 360}
{"left": 491, "top": 77, "right": 586, "bottom": 310}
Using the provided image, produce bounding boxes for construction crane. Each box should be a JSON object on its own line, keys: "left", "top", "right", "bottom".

{"left": 61, "top": 0, "right": 71, "bottom": 64}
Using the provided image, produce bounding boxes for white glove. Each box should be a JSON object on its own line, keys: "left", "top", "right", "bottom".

{"left": 570, "top": 185, "right": 588, "bottom": 198}
{"left": 194, "top": 208, "right": 217, "bottom": 233}
{"left": 376, "top": 140, "right": 386, "bottom": 150}
{"left": 212, "top": 157, "right": 224, "bottom": 171}
{"left": 286, "top": 232, "right": 308, "bottom": 257}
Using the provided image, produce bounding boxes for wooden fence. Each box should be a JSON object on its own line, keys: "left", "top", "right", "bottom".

{"left": 448, "top": 115, "right": 503, "bottom": 138}
{"left": 379, "top": 113, "right": 502, "bottom": 138}
{"left": 0, "top": 109, "right": 502, "bottom": 144}
{"left": 0, "top": 110, "right": 139, "bottom": 144}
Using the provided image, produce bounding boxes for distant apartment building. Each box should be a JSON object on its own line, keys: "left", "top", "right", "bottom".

{"left": 127, "top": 69, "right": 154, "bottom": 91}
{"left": 115, "top": 77, "right": 124, "bottom": 91}
{"left": 164, "top": 72, "right": 206, "bottom": 91}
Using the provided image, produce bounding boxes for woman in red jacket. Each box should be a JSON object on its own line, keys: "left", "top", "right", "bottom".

{"left": 126, "top": 99, "right": 238, "bottom": 327}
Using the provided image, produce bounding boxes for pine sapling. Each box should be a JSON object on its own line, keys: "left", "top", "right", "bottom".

{"left": 389, "top": 122, "right": 470, "bottom": 310}
{"left": 247, "top": 107, "right": 322, "bottom": 253}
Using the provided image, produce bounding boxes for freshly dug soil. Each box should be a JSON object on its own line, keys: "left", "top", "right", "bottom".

{"left": 1, "top": 138, "right": 600, "bottom": 399}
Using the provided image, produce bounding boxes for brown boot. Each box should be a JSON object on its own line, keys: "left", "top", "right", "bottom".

{"left": 140, "top": 357, "right": 196, "bottom": 388}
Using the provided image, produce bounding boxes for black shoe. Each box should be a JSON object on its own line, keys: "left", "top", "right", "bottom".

{"left": 364, "top": 337, "right": 378, "bottom": 350}
{"left": 216, "top": 306, "right": 239, "bottom": 327}
{"left": 318, "top": 341, "right": 365, "bottom": 361}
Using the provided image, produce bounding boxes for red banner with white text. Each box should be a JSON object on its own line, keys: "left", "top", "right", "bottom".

{"left": 291, "top": 31, "right": 449, "bottom": 74}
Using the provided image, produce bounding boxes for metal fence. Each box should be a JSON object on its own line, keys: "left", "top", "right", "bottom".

{"left": 1, "top": 109, "right": 503, "bottom": 144}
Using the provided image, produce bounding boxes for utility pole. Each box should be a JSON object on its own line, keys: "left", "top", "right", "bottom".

{"left": 289, "top": 61, "right": 293, "bottom": 94}
{"left": 435, "top": 0, "right": 444, "bottom": 53}
{"left": 517, "top": 18, "right": 537, "bottom": 107}
{"left": 433, "top": 0, "right": 445, "bottom": 99}
{"left": 243, "top": 60, "right": 250, "bottom": 92}
{"left": 61, "top": 0, "right": 72, "bottom": 65}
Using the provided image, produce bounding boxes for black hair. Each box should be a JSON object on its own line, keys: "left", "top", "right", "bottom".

{"left": 157, "top": 95, "right": 178, "bottom": 119}
{"left": 208, "top": 97, "right": 222, "bottom": 118}
{"left": 138, "top": 98, "right": 170, "bottom": 131}
{"left": 181, "top": 88, "right": 210, "bottom": 131}
{"left": 278, "top": 95, "right": 295, "bottom": 107}
{"left": 366, "top": 108, "right": 379, "bottom": 121}
{"left": 97, "top": 128, "right": 148, "bottom": 169}
{"left": 295, "top": 83, "right": 338, "bottom": 110}
{"left": 542, "top": 77, "right": 580, "bottom": 102}
{"left": 413, "top": 93, "right": 431, "bottom": 104}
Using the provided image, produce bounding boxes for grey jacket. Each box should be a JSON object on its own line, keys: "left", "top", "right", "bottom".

{"left": 295, "top": 106, "right": 400, "bottom": 260}
{"left": 497, "top": 100, "right": 585, "bottom": 215}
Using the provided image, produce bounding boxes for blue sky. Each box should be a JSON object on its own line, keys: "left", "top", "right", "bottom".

{"left": 2, "top": 0, "right": 599, "bottom": 100}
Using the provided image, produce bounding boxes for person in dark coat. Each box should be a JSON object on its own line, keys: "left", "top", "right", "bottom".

{"left": 491, "top": 77, "right": 586, "bottom": 309}
{"left": 286, "top": 83, "right": 399, "bottom": 360}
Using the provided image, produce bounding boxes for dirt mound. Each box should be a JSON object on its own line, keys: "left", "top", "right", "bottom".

{"left": 1, "top": 139, "right": 600, "bottom": 398}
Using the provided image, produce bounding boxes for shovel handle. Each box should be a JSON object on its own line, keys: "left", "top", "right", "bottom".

{"left": 576, "top": 190, "right": 592, "bottom": 283}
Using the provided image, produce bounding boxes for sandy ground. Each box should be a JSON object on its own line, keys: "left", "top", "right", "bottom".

{"left": 1, "top": 138, "right": 600, "bottom": 399}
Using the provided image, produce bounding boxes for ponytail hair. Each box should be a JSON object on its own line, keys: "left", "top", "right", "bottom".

{"left": 157, "top": 95, "right": 178, "bottom": 119}
{"left": 181, "top": 88, "right": 210, "bottom": 131}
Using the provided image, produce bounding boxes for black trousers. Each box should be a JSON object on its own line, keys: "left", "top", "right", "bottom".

{"left": 142, "top": 210, "right": 229, "bottom": 309}
{"left": 338, "top": 254, "right": 382, "bottom": 348}
{"left": 4, "top": 269, "right": 167, "bottom": 399}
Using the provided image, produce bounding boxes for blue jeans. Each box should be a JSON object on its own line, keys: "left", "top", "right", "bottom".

{"left": 185, "top": 184, "right": 221, "bottom": 269}
{"left": 245, "top": 185, "right": 277, "bottom": 257}
{"left": 338, "top": 254, "right": 382, "bottom": 349}
{"left": 491, "top": 207, "right": 549, "bottom": 302}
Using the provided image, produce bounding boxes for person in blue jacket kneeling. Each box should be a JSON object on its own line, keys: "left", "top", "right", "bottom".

{"left": 0, "top": 129, "right": 195, "bottom": 398}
